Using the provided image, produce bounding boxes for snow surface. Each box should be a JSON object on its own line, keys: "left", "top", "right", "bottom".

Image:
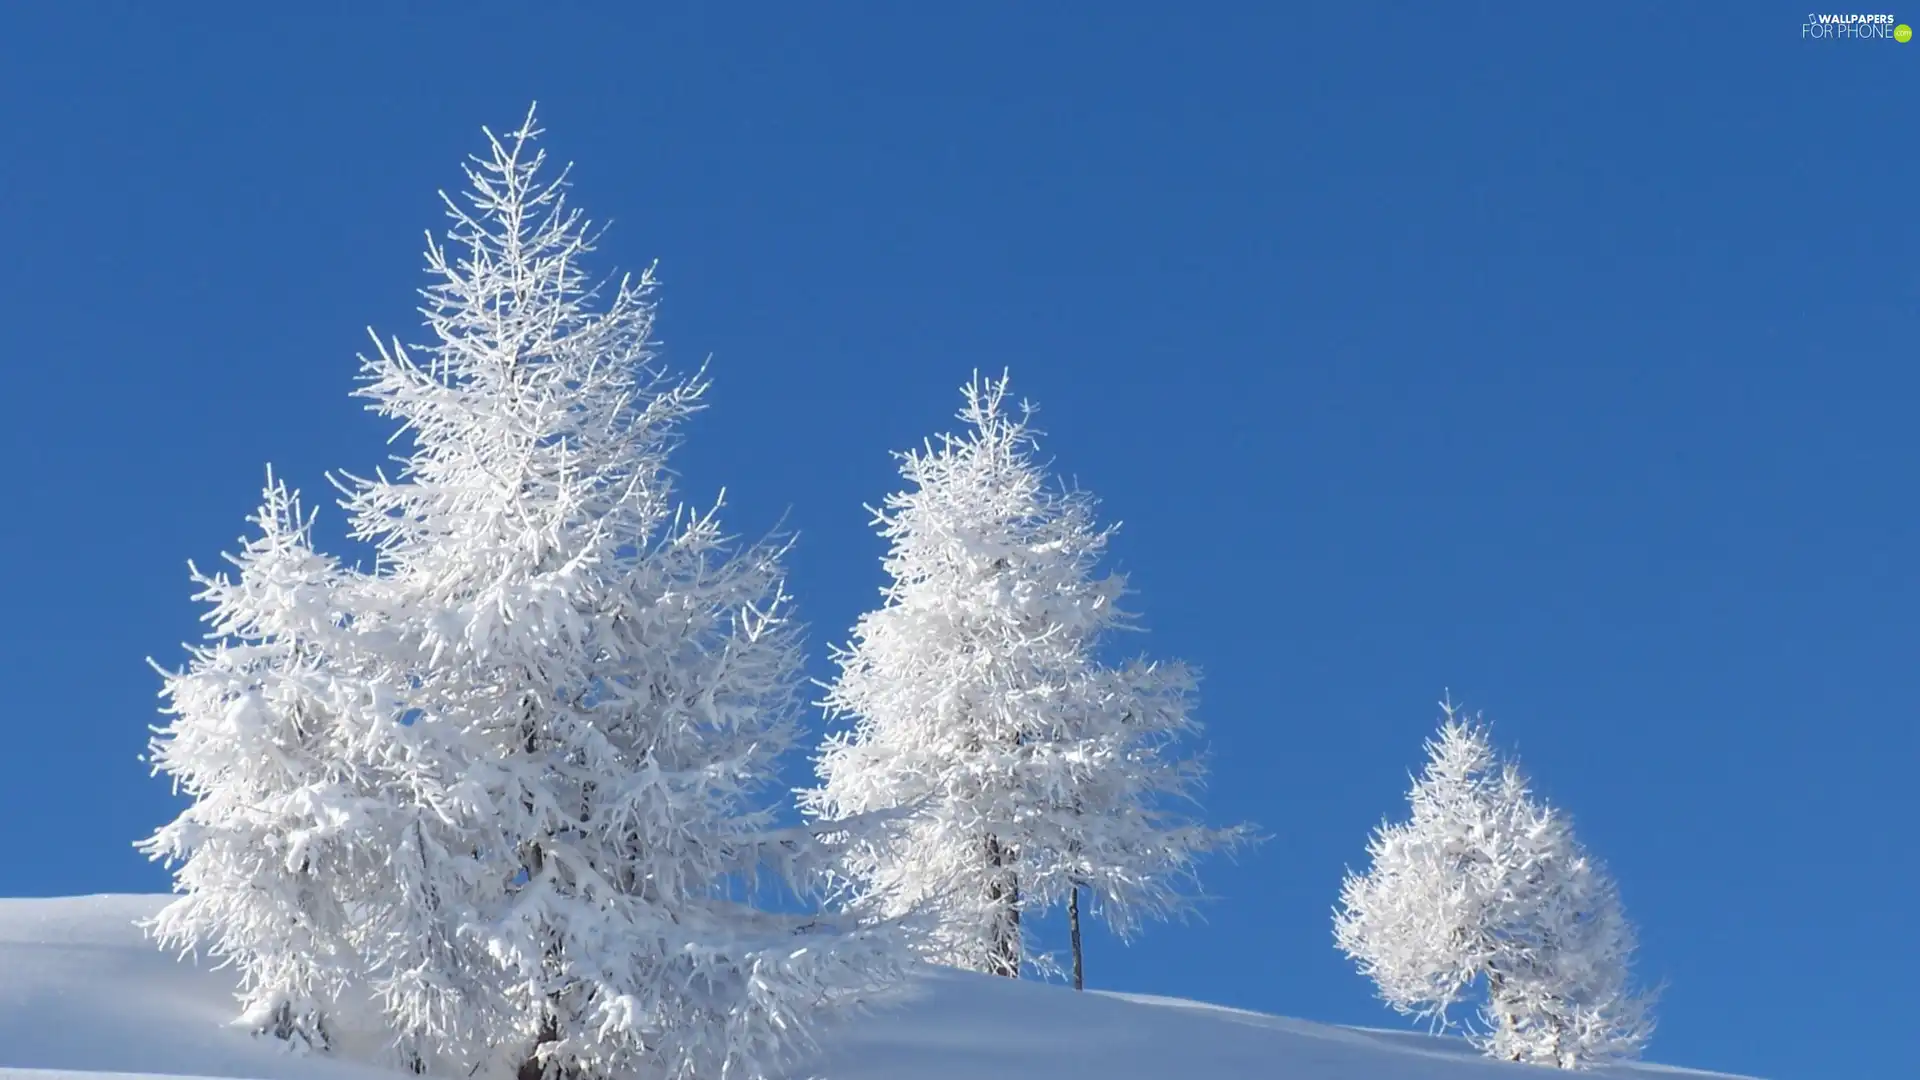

{"left": 0, "top": 896, "right": 1755, "bottom": 1080}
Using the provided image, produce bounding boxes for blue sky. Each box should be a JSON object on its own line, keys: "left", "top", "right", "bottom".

{"left": 0, "top": 6, "right": 1911, "bottom": 1078}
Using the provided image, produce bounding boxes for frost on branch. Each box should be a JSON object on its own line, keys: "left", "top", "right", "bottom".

{"left": 803, "top": 373, "right": 1247, "bottom": 983}
{"left": 1333, "top": 699, "right": 1653, "bottom": 1070}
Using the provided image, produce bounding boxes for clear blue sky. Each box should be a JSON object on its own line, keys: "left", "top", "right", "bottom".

{"left": 0, "top": 7, "right": 1909, "bottom": 1079}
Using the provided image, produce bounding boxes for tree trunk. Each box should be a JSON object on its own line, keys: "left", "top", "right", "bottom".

{"left": 514, "top": 693, "right": 571, "bottom": 1080}
{"left": 1069, "top": 885, "right": 1084, "bottom": 991}
{"left": 516, "top": 1014, "right": 562, "bottom": 1080}
{"left": 983, "top": 833, "right": 1021, "bottom": 977}
{"left": 265, "top": 1000, "right": 330, "bottom": 1052}
{"left": 1484, "top": 967, "right": 1526, "bottom": 1061}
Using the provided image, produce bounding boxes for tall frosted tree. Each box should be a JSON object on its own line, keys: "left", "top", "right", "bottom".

{"left": 146, "top": 109, "right": 903, "bottom": 1080}
{"left": 804, "top": 374, "right": 1243, "bottom": 986}
{"left": 1334, "top": 699, "right": 1652, "bottom": 1070}
{"left": 141, "top": 473, "right": 380, "bottom": 1052}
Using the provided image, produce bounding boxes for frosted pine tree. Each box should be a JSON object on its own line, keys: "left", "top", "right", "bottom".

{"left": 804, "top": 374, "right": 1243, "bottom": 985}
{"left": 332, "top": 109, "right": 903, "bottom": 1080}
{"left": 141, "top": 473, "right": 376, "bottom": 1052}
{"left": 1334, "top": 699, "right": 1652, "bottom": 1070}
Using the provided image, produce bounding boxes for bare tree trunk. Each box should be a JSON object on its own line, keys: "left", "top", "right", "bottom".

{"left": 1069, "top": 885, "right": 1084, "bottom": 991}
{"left": 1066, "top": 794, "right": 1086, "bottom": 991}
{"left": 983, "top": 833, "right": 1021, "bottom": 977}
{"left": 1005, "top": 881, "right": 1020, "bottom": 976}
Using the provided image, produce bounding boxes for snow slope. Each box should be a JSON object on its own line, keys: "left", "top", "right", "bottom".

{"left": 0, "top": 896, "right": 1755, "bottom": 1080}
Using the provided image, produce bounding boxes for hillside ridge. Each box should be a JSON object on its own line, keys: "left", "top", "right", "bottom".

{"left": 0, "top": 896, "right": 1756, "bottom": 1080}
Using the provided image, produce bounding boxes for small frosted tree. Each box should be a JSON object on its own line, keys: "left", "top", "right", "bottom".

{"left": 141, "top": 473, "right": 377, "bottom": 1051}
{"left": 1334, "top": 699, "right": 1652, "bottom": 1070}
{"left": 804, "top": 374, "right": 1243, "bottom": 986}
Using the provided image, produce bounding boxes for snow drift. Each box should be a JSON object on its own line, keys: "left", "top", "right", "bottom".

{"left": 0, "top": 896, "right": 1753, "bottom": 1080}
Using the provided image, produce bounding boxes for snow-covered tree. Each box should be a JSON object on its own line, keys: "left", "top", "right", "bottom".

{"left": 146, "top": 108, "right": 904, "bottom": 1080}
{"left": 333, "top": 108, "right": 904, "bottom": 1080}
{"left": 803, "top": 374, "right": 1244, "bottom": 985}
{"left": 140, "top": 472, "right": 377, "bottom": 1052}
{"left": 1333, "top": 699, "right": 1652, "bottom": 1070}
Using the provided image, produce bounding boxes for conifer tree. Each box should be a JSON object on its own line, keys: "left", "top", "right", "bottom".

{"left": 146, "top": 109, "right": 904, "bottom": 1080}
{"left": 1334, "top": 699, "right": 1652, "bottom": 1069}
{"left": 804, "top": 374, "right": 1243, "bottom": 984}
{"left": 141, "top": 474, "right": 376, "bottom": 1052}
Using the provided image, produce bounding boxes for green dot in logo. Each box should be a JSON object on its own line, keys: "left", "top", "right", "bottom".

{"left": 1897, "top": 23, "right": 1914, "bottom": 42}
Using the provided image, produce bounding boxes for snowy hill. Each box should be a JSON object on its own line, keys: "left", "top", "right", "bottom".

{"left": 0, "top": 896, "right": 1754, "bottom": 1080}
